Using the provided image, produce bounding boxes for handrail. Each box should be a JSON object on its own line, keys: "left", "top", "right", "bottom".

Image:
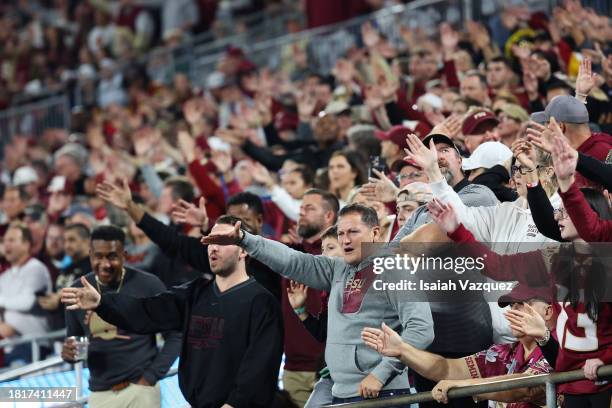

{"left": 0, "top": 356, "right": 64, "bottom": 382}
{"left": 322, "top": 365, "right": 612, "bottom": 407}
{"left": 0, "top": 329, "right": 66, "bottom": 349}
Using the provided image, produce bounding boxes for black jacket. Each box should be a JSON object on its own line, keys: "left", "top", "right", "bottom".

{"left": 472, "top": 165, "right": 518, "bottom": 203}
{"left": 96, "top": 277, "right": 283, "bottom": 408}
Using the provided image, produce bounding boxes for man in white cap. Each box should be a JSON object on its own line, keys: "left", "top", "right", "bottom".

{"left": 462, "top": 141, "right": 517, "bottom": 202}
{"left": 12, "top": 166, "right": 39, "bottom": 202}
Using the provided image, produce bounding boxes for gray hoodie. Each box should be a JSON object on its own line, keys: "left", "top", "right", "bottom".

{"left": 239, "top": 232, "right": 434, "bottom": 398}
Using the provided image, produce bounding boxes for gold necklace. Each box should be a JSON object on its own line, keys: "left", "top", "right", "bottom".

{"left": 95, "top": 268, "right": 126, "bottom": 294}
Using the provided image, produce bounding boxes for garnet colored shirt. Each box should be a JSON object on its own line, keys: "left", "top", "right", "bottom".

{"left": 465, "top": 342, "right": 551, "bottom": 408}
{"left": 575, "top": 132, "right": 612, "bottom": 188}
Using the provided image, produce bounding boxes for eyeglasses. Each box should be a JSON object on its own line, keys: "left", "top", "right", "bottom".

{"left": 553, "top": 208, "right": 568, "bottom": 220}
{"left": 511, "top": 165, "right": 539, "bottom": 176}
{"left": 397, "top": 172, "right": 424, "bottom": 182}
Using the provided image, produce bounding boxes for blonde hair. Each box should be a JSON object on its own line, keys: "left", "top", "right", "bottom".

{"left": 534, "top": 146, "right": 558, "bottom": 196}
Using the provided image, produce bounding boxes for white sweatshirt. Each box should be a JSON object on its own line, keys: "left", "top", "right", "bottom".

{"left": 0, "top": 258, "right": 52, "bottom": 336}
{"left": 429, "top": 179, "right": 562, "bottom": 343}
{"left": 269, "top": 185, "right": 301, "bottom": 222}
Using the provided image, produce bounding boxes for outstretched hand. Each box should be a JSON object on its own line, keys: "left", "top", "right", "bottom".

{"left": 427, "top": 198, "right": 460, "bottom": 234}
{"left": 504, "top": 303, "right": 547, "bottom": 339}
{"left": 361, "top": 322, "right": 404, "bottom": 358}
{"left": 200, "top": 221, "right": 243, "bottom": 245}
{"left": 286, "top": 280, "right": 308, "bottom": 310}
{"left": 403, "top": 134, "right": 438, "bottom": 173}
{"left": 360, "top": 169, "right": 399, "bottom": 203}
{"left": 61, "top": 277, "right": 101, "bottom": 311}
{"left": 96, "top": 178, "right": 133, "bottom": 210}
{"left": 172, "top": 197, "right": 209, "bottom": 230}
{"left": 576, "top": 57, "right": 597, "bottom": 97}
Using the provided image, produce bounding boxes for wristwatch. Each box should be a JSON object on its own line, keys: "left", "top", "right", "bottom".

{"left": 293, "top": 306, "right": 307, "bottom": 315}
{"left": 236, "top": 228, "right": 246, "bottom": 244}
{"left": 526, "top": 180, "right": 539, "bottom": 188}
{"left": 536, "top": 329, "right": 550, "bottom": 346}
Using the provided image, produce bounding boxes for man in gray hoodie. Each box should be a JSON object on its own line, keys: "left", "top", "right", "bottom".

{"left": 202, "top": 203, "right": 434, "bottom": 404}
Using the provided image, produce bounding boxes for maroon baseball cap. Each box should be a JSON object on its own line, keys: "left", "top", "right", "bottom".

{"left": 462, "top": 110, "right": 499, "bottom": 135}
{"left": 498, "top": 284, "right": 553, "bottom": 308}
{"left": 375, "top": 126, "right": 412, "bottom": 150}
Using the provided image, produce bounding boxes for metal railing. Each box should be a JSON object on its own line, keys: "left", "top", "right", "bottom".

{"left": 0, "top": 356, "right": 65, "bottom": 382}
{"left": 323, "top": 365, "right": 612, "bottom": 407}
{"left": 144, "top": 7, "right": 304, "bottom": 84}
{"left": 0, "top": 329, "right": 66, "bottom": 364}
{"left": 0, "top": 94, "right": 70, "bottom": 144}
{"left": 186, "top": 0, "right": 463, "bottom": 87}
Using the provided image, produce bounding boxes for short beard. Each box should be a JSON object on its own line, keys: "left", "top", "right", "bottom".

{"left": 440, "top": 167, "right": 455, "bottom": 184}
{"left": 210, "top": 250, "right": 240, "bottom": 277}
{"left": 297, "top": 223, "right": 323, "bottom": 239}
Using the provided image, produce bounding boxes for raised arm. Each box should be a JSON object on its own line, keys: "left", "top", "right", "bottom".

{"left": 97, "top": 178, "right": 211, "bottom": 272}
{"left": 61, "top": 276, "right": 189, "bottom": 334}
{"left": 559, "top": 181, "right": 612, "bottom": 242}
{"left": 362, "top": 323, "right": 470, "bottom": 382}
{"left": 428, "top": 199, "right": 550, "bottom": 285}
{"left": 202, "top": 224, "right": 338, "bottom": 291}
{"left": 526, "top": 183, "right": 564, "bottom": 242}
{"left": 370, "top": 271, "right": 434, "bottom": 384}
{"left": 576, "top": 153, "right": 612, "bottom": 191}
{"left": 553, "top": 127, "right": 612, "bottom": 242}
{"left": 403, "top": 133, "right": 497, "bottom": 241}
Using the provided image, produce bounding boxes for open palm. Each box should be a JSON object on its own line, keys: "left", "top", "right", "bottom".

{"left": 172, "top": 197, "right": 209, "bottom": 230}
{"left": 96, "top": 178, "right": 132, "bottom": 210}
{"left": 427, "top": 199, "right": 460, "bottom": 234}
{"left": 404, "top": 134, "right": 438, "bottom": 172}
{"left": 287, "top": 281, "right": 308, "bottom": 309}
{"left": 200, "top": 221, "right": 243, "bottom": 245}
{"left": 504, "top": 303, "right": 547, "bottom": 339}
{"left": 361, "top": 323, "right": 403, "bottom": 357}
{"left": 576, "top": 57, "right": 596, "bottom": 96}
{"left": 61, "top": 277, "right": 101, "bottom": 311}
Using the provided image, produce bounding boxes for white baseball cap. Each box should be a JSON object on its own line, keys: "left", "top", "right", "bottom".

{"left": 462, "top": 141, "right": 513, "bottom": 171}
{"left": 13, "top": 166, "right": 39, "bottom": 186}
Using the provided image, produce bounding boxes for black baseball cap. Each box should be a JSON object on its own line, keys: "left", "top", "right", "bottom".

{"left": 422, "top": 133, "right": 461, "bottom": 155}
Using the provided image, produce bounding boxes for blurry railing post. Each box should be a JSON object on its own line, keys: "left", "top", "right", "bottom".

{"left": 75, "top": 361, "right": 83, "bottom": 398}
{"left": 545, "top": 381, "right": 556, "bottom": 408}
{"left": 31, "top": 338, "right": 40, "bottom": 363}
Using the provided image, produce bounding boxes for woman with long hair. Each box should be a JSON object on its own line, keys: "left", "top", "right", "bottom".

{"left": 327, "top": 150, "right": 366, "bottom": 205}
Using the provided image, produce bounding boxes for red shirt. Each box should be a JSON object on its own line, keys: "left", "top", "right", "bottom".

{"left": 282, "top": 240, "right": 325, "bottom": 372}
{"left": 576, "top": 132, "right": 612, "bottom": 188}
{"left": 559, "top": 181, "right": 612, "bottom": 242}
{"left": 465, "top": 342, "right": 551, "bottom": 408}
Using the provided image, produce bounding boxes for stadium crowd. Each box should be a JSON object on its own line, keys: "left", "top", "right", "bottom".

{"left": 1, "top": 0, "right": 611, "bottom": 407}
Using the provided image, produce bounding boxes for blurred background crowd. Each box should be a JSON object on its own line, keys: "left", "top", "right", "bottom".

{"left": 0, "top": 0, "right": 611, "bottom": 405}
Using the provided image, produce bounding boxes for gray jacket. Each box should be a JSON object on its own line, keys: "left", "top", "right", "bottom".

{"left": 240, "top": 232, "right": 434, "bottom": 398}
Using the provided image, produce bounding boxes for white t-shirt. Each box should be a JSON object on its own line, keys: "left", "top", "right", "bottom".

{"left": 0, "top": 258, "right": 52, "bottom": 336}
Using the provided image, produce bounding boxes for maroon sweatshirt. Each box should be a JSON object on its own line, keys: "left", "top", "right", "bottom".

{"left": 575, "top": 132, "right": 612, "bottom": 188}
{"left": 282, "top": 239, "right": 326, "bottom": 372}
{"left": 559, "top": 181, "right": 612, "bottom": 242}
